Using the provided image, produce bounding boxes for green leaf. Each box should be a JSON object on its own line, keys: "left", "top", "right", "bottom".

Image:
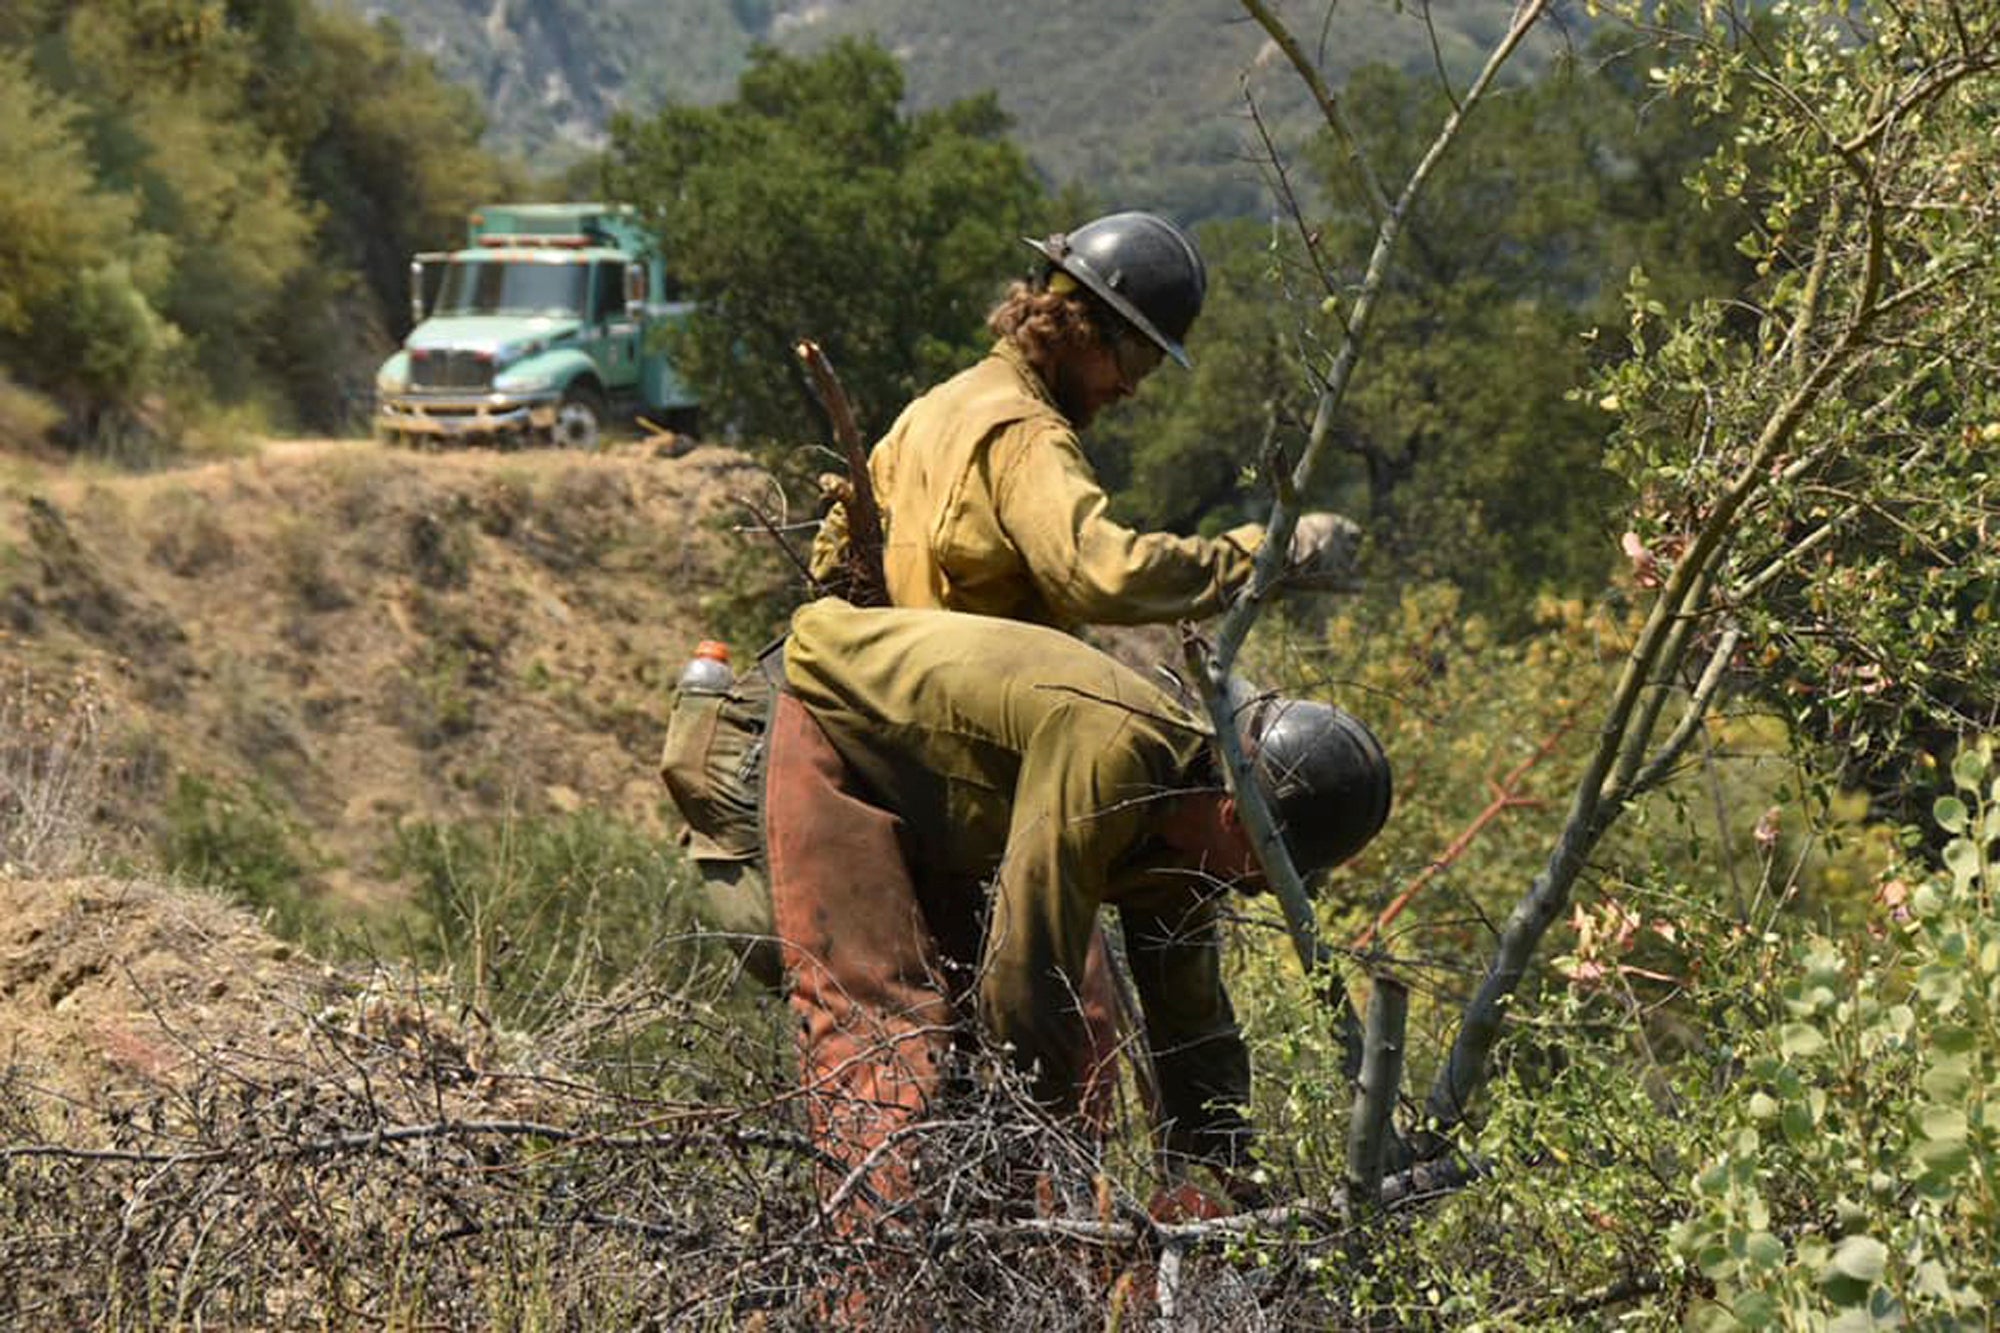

{"left": 1932, "top": 1025, "right": 1978, "bottom": 1055}
{"left": 1911, "top": 882, "right": 1945, "bottom": 919}
{"left": 1952, "top": 745, "right": 1989, "bottom": 793}
{"left": 1915, "top": 1136, "right": 1972, "bottom": 1182}
{"left": 1913, "top": 1258, "right": 1954, "bottom": 1298}
{"left": 1917, "top": 1104, "right": 1968, "bottom": 1142}
{"left": 1780, "top": 1023, "right": 1829, "bottom": 1058}
{"left": 1696, "top": 1242, "right": 1736, "bottom": 1281}
{"left": 1821, "top": 1275, "right": 1873, "bottom": 1311}
{"left": 1916, "top": 965, "right": 1964, "bottom": 1010}
{"left": 1692, "top": 1307, "right": 1740, "bottom": 1333}
{"left": 1944, "top": 838, "right": 1982, "bottom": 888}
{"left": 1732, "top": 1289, "right": 1779, "bottom": 1328}
{"left": 1823, "top": 1234, "right": 1888, "bottom": 1284}
{"left": 1744, "top": 1230, "right": 1786, "bottom": 1269}
{"left": 1934, "top": 795, "right": 1969, "bottom": 833}
{"left": 1921, "top": 1053, "right": 1973, "bottom": 1101}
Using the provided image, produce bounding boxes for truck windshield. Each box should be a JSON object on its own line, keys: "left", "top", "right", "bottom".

{"left": 434, "top": 260, "right": 588, "bottom": 317}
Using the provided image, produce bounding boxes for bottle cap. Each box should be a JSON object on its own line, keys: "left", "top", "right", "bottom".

{"left": 693, "top": 639, "right": 731, "bottom": 662}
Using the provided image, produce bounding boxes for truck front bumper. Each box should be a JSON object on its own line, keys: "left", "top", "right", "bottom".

{"left": 377, "top": 391, "right": 559, "bottom": 441}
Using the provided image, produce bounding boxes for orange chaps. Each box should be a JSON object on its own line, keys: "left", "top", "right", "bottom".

{"left": 764, "top": 693, "right": 1124, "bottom": 1228}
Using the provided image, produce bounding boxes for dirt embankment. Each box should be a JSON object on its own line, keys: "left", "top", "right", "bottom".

{"left": 0, "top": 440, "right": 803, "bottom": 1320}
{"left": 0, "top": 872, "right": 547, "bottom": 1127}
{"left": 0, "top": 437, "right": 778, "bottom": 907}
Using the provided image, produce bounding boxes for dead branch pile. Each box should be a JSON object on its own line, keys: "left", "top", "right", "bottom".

{"left": 0, "top": 876, "right": 1425, "bottom": 1329}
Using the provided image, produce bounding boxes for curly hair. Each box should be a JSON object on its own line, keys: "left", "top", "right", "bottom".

{"left": 986, "top": 280, "right": 1116, "bottom": 378}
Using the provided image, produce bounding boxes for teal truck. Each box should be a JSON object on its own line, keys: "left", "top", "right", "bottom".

{"left": 374, "top": 203, "right": 699, "bottom": 449}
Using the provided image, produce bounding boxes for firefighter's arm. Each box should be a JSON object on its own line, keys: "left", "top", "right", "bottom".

{"left": 990, "top": 427, "right": 1262, "bottom": 626}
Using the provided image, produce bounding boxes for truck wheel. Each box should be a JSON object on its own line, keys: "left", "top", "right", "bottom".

{"left": 551, "top": 384, "right": 604, "bottom": 450}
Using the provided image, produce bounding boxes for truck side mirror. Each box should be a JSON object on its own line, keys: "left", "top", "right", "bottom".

{"left": 625, "top": 262, "right": 647, "bottom": 319}
{"left": 408, "top": 259, "right": 426, "bottom": 327}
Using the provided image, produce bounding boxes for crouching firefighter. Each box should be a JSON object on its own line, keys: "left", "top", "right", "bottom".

{"left": 763, "top": 597, "right": 1392, "bottom": 1239}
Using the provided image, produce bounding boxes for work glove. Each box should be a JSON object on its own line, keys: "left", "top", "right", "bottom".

{"left": 1147, "top": 1180, "right": 1233, "bottom": 1223}
{"left": 1285, "top": 510, "right": 1364, "bottom": 591}
{"left": 1146, "top": 1165, "right": 1275, "bottom": 1223}
{"left": 815, "top": 471, "right": 854, "bottom": 515}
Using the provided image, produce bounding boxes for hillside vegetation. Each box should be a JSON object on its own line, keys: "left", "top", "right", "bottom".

{"left": 0, "top": 439, "right": 766, "bottom": 915}
{"left": 333, "top": 0, "right": 1566, "bottom": 218}
{"left": 0, "top": 1, "right": 512, "bottom": 452}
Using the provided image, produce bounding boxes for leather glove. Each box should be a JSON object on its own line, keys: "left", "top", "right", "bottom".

{"left": 1146, "top": 1166, "right": 1274, "bottom": 1222}
{"left": 815, "top": 471, "right": 854, "bottom": 515}
{"left": 1208, "top": 1163, "right": 1275, "bottom": 1212}
{"left": 1285, "top": 511, "right": 1364, "bottom": 591}
{"left": 1146, "top": 1181, "right": 1234, "bottom": 1223}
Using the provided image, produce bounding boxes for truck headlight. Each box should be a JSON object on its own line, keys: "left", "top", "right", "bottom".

{"left": 376, "top": 354, "right": 411, "bottom": 396}
{"left": 495, "top": 363, "right": 557, "bottom": 393}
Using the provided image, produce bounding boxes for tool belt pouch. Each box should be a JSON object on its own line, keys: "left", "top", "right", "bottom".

{"left": 659, "top": 662, "right": 773, "bottom": 864}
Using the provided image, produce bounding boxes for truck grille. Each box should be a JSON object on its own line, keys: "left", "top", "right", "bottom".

{"left": 409, "top": 350, "right": 494, "bottom": 391}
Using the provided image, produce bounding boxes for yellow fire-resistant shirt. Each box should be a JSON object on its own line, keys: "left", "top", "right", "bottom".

{"left": 784, "top": 598, "right": 1255, "bottom": 1166}
{"left": 813, "top": 341, "right": 1265, "bottom": 631}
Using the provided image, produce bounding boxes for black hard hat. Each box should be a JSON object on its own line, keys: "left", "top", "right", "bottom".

{"left": 1024, "top": 211, "right": 1207, "bottom": 368}
{"left": 1239, "top": 697, "right": 1392, "bottom": 882}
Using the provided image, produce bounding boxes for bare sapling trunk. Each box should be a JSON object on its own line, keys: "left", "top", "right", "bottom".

{"left": 1194, "top": 0, "right": 1550, "bottom": 1136}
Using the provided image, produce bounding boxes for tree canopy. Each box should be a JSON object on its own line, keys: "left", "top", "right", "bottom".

{"left": 1089, "top": 50, "right": 1752, "bottom": 629}
{"left": 0, "top": 0, "right": 508, "bottom": 451}
{"left": 603, "top": 38, "right": 1049, "bottom": 450}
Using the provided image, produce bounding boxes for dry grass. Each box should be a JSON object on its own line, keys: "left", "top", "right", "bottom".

{"left": 0, "top": 439, "right": 771, "bottom": 907}
{"left": 0, "top": 670, "right": 110, "bottom": 877}
{"left": 0, "top": 377, "right": 61, "bottom": 458}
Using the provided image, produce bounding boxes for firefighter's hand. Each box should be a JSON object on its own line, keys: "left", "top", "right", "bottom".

{"left": 1285, "top": 511, "right": 1363, "bottom": 591}
{"left": 1207, "top": 1163, "right": 1275, "bottom": 1212}
{"left": 1146, "top": 1181, "right": 1233, "bottom": 1223}
{"left": 1146, "top": 1166, "right": 1274, "bottom": 1222}
{"left": 815, "top": 471, "right": 854, "bottom": 514}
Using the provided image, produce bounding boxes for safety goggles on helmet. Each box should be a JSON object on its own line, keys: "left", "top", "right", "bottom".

{"left": 1111, "top": 326, "right": 1165, "bottom": 391}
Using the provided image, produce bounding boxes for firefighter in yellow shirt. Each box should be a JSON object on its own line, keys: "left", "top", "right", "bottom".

{"left": 812, "top": 210, "right": 1361, "bottom": 622}
{"left": 789, "top": 212, "right": 1359, "bottom": 1135}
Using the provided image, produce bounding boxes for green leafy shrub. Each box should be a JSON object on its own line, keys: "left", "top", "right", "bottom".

{"left": 605, "top": 37, "right": 1046, "bottom": 445}
{"left": 1211, "top": 582, "right": 1912, "bottom": 1321}
{"left": 1672, "top": 741, "right": 2000, "bottom": 1329}
{"left": 384, "top": 810, "right": 740, "bottom": 1036}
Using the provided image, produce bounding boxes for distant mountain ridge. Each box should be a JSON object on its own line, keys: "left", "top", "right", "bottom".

{"left": 333, "top": 0, "right": 1568, "bottom": 221}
